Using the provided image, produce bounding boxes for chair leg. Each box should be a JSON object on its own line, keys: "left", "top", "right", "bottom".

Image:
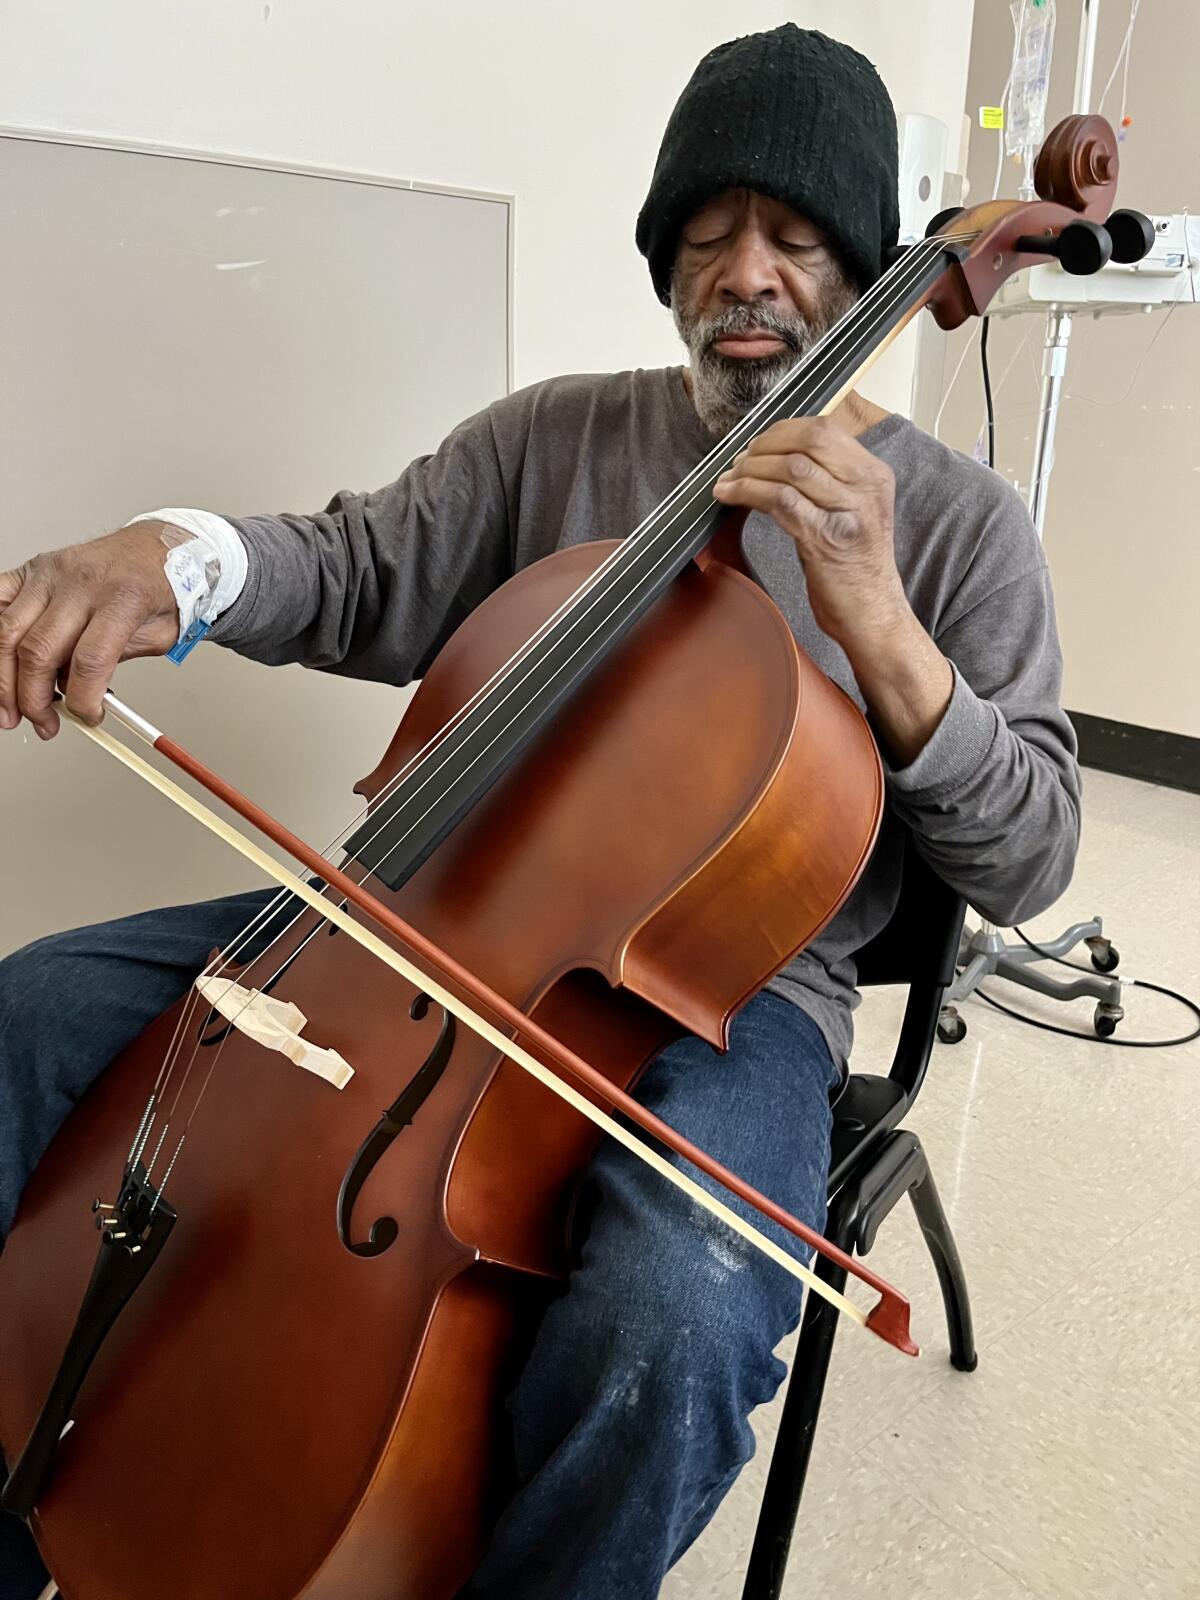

{"left": 855, "top": 1134, "right": 979, "bottom": 1375}
{"left": 740, "top": 1188, "right": 858, "bottom": 1600}
{"left": 908, "top": 1162, "right": 978, "bottom": 1372}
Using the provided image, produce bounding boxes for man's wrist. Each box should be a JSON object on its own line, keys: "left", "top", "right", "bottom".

{"left": 841, "top": 600, "right": 954, "bottom": 769}
{"left": 126, "top": 508, "right": 248, "bottom": 624}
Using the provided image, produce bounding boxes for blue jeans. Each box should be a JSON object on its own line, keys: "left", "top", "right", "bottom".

{"left": 0, "top": 892, "right": 839, "bottom": 1600}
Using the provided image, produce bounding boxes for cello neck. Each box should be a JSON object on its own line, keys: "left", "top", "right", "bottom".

{"left": 343, "top": 235, "right": 967, "bottom": 892}
{"left": 684, "top": 232, "right": 968, "bottom": 486}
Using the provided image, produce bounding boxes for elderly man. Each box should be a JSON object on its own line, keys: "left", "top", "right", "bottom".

{"left": 0, "top": 24, "right": 1079, "bottom": 1600}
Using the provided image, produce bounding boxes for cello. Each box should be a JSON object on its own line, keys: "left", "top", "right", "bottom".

{"left": 0, "top": 114, "right": 1147, "bottom": 1599}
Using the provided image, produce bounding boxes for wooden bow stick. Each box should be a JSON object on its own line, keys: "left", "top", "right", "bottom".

{"left": 64, "top": 691, "right": 918, "bottom": 1357}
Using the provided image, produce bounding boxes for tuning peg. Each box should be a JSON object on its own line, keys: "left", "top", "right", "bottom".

{"left": 1104, "top": 208, "right": 1156, "bottom": 263}
{"left": 1016, "top": 219, "right": 1113, "bottom": 275}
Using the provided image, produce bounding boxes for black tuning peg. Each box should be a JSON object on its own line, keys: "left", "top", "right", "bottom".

{"left": 1104, "top": 208, "right": 1156, "bottom": 263}
{"left": 1016, "top": 219, "right": 1113, "bottom": 275}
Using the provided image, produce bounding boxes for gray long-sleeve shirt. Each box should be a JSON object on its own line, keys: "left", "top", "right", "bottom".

{"left": 216, "top": 365, "right": 1080, "bottom": 1066}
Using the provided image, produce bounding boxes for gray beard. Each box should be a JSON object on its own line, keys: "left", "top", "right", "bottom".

{"left": 672, "top": 279, "right": 858, "bottom": 440}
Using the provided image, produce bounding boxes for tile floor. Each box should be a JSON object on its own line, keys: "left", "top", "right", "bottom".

{"left": 664, "top": 769, "right": 1200, "bottom": 1600}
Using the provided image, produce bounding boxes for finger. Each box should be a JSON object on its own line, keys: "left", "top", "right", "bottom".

{"left": 0, "top": 583, "right": 51, "bottom": 730}
{"left": 743, "top": 417, "right": 868, "bottom": 482}
{"left": 712, "top": 473, "right": 843, "bottom": 549}
{"left": 0, "top": 566, "right": 27, "bottom": 610}
{"left": 718, "top": 450, "right": 849, "bottom": 513}
{"left": 15, "top": 598, "right": 94, "bottom": 739}
{"left": 64, "top": 603, "right": 153, "bottom": 724}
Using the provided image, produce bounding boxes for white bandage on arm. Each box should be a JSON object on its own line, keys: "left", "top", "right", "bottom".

{"left": 127, "top": 508, "right": 249, "bottom": 639}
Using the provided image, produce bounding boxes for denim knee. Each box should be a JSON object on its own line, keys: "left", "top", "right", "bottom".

{"left": 0, "top": 934, "right": 60, "bottom": 1043}
{"left": 574, "top": 1151, "right": 805, "bottom": 1419}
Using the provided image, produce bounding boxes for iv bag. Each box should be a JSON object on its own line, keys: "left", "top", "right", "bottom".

{"left": 1006, "top": 0, "right": 1056, "bottom": 158}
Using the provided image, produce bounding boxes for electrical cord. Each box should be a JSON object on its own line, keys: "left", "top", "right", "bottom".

{"left": 980, "top": 316, "right": 995, "bottom": 469}
{"left": 973, "top": 927, "right": 1200, "bottom": 1049}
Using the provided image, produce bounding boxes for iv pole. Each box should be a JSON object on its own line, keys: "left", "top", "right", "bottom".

{"left": 938, "top": 0, "right": 1126, "bottom": 1045}
{"left": 1028, "top": 0, "right": 1099, "bottom": 533}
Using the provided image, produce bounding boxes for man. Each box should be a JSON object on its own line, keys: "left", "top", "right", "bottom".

{"left": 0, "top": 24, "right": 1079, "bottom": 1600}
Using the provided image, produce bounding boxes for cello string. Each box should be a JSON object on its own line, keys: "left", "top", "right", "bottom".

{"left": 161, "top": 241, "right": 964, "bottom": 986}
{"left": 325, "top": 239, "right": 972, "bottom": 864}
{"left": 147, "top": 891, "right": 303, "bottom": 1100}
{"left": 160, "top": 891, "right": 357, "bottom": 1131}
{"left": 134, "top": 891, "right": 313, "bottom": 1147}
{"left": 76, "top": 707, "right": 897, "bottom": 1347}
{"left": 253, "top": 232, "right": 975, "bottom": 885}
{"left": 141, "top": 885, "right": 363, "bottom": 1163}
{"left": 138, "top": 233, "right": 971, "bottom": 1135}
{"left": 312, "top": 235, "right": 971, "bottom": 856}
{"left": 136, "top": 900, "right": 329, "bottom": 1164}
{"left": 308, "top": 236, "right": 970, "bottom": 885}
{"left": 131, "top": 231, "right": 975, "bottom": 1158}
{"left": 267, "top": 234, "right": 972, "bottom": 879}
{"left": 142, "top": 919, "right": 337, "bottom": 1173}
{"left": 130, "top": 868, "right": 341, "bottom": 1160}
{"left": 239, "top": 235, "right": 976, "bottom": 885}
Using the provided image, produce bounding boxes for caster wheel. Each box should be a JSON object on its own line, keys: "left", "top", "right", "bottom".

{"left": 938, "top": 1010, "right": 967, "bottom": 1045}
{"left": 1094, "top": 1002, "right": 1124, "bottom": 1038}
{"left": 1089, "top": 939, "right": 1120, "bottom": 973}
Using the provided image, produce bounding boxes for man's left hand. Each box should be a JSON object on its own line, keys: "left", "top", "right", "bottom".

{"left": 711, "top": 415, "right": 906, "bottom": 656}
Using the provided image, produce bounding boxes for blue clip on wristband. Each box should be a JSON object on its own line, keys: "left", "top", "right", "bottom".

{"left": 167, "top": 617, "right": 212, "bottom": 664}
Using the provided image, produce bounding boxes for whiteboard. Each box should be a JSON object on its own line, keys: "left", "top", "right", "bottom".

{"left": 0, "top": 132, "right": 511, "bottom": 953}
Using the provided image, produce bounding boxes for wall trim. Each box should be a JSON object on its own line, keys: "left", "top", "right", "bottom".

{"left": 0, "top": 123, "right": 516, "bottom": 394}
{"left": 1069, "top": 711, "right": 1200, "bottom": 795}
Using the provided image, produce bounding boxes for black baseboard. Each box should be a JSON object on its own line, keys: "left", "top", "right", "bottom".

{"left": 1068, "top": 711, "right": 1200, "bottom": 795}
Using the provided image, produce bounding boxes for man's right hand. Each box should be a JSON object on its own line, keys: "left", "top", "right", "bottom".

{"left": 0, "top": 522, "right": 182, "bottom": 740}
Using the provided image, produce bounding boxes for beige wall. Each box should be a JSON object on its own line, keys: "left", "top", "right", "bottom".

{"left": 0, "top": 1, "right": 978, "bottom": 951}
{"left": 943, "top": 0, "right": 1200, "bottom": 738}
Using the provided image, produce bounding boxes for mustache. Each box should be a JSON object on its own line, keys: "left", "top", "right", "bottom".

{"left": 695, "top": 305, "right": 808, "bottom": 354}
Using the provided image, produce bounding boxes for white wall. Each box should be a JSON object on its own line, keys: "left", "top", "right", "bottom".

{"left": 1, "top": 0, "right": 976, "bottom": 401}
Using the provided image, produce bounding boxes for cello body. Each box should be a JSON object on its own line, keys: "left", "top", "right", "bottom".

{"left": 0, "top": 535, "right": 882, "bottom": 1598}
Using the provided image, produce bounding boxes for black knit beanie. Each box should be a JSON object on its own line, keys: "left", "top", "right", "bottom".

{"left": 636, "top": 24, "right": 900, "bottom": 305}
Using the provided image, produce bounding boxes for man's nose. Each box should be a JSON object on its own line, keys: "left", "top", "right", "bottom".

{"left": 714, "top": 229, "right": 782, "bottom": 302}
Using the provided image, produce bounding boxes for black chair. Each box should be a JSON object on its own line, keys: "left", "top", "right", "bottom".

{"left": 741, "top": 843, "right": 976, "bottom": 1600}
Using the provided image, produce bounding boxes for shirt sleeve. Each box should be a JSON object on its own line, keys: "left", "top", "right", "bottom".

{"left": 209, "top": 402, "right": 516, "bottom": 686}
{"left": 883, "top": 542, "right": 1082, "bottom": 927}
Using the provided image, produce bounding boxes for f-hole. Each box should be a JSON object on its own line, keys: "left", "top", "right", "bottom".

{"left": 336, "top": 994, "right": 457, "bottom": 1258}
